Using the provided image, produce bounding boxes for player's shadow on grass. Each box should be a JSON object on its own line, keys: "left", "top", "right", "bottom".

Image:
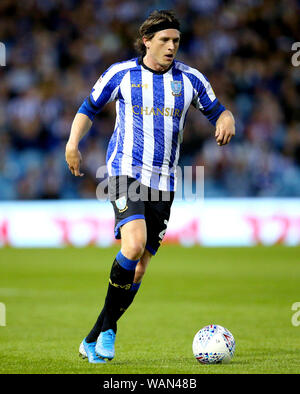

{"left": 108, "top": 357, "right": 248, "bottom": 367}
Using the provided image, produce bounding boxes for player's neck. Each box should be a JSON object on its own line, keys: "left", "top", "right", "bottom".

{"left": 142, "top": 54, "right": 171, "bottom": 73}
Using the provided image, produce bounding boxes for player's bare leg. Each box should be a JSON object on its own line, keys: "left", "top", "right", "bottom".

{"left": 134, "top": 248, "right": 153, "bottom": 284}
{"left": 120, "top": 218, "right": 147, "bottom": 260}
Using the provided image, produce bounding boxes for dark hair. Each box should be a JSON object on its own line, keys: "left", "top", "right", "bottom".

{"left": 134, "top": 10, "right": 180, "bottom": 57}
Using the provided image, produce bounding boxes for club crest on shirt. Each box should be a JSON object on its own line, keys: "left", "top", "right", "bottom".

{"left": 115, "top": 195, "right": 128, "bottom": 212}
{"left": 170, "top": 80, "right": 182, "bottom": 96}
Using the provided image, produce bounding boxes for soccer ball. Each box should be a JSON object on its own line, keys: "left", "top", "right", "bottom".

{"left": 192, "top": 324, "right": 235, "bottom": 364}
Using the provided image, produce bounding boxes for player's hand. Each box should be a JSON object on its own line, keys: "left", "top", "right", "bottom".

{"left": 215, "top": 110, "right": 235, "bottom": 146}
{"left": 65, "top": 143, "right": 84, "bottom": 177}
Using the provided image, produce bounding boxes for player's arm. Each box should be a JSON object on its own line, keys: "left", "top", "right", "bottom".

{"left": 65, "top": 65, "right": 120, "bottom": 176}
{"left": 215, "top": 109, "right": 235, "bottom": 146}
{"left": 65, "top": 113, "right": 92, "bottom": 176}
{"left": 192, "top": 72, "right": 235, "bottom": 146}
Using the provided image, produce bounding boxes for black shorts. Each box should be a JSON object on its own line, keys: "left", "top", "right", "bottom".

{"left": 108, "top": 176, "right": 174, "bottom": 256}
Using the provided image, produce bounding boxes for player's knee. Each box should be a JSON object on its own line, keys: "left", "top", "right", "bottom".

{"left": 122, "top": 238, "right": 146, "bottom": 261}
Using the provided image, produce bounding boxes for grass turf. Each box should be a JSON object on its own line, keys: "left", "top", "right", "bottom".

{"left": 0, "top": 245, "right": 300, "bottom": 374}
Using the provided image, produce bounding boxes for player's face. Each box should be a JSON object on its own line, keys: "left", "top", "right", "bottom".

{"left": 144, "top": 29, "right": 180, "bottom": 70}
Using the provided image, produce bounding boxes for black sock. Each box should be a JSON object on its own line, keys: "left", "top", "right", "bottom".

{"left": 85, "top": 252, "right": 139, "bottom": 342}
{"left": 114, "top": 282, "right": 141, "bottom": 322}
{"left": 85, "top": 282, "right": 141, "bottom": 343}
{"left": 101, "top": 259, "right": 136, "bottom": 332}
{"left": 85, "top": 307, "right": 106, "bottom": 343}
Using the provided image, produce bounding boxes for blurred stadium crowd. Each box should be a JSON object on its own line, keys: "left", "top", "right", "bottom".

{"left": 0, "top": 0, "right": 299, "bottom": 199}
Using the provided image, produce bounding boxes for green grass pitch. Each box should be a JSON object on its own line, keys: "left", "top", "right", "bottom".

{"left": 0, "top": 245, "right": 300, "bottom": 374}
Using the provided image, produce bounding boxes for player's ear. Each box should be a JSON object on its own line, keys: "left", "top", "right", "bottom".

{"left": 142, "top": 36, "right": 150, "bottom": 50}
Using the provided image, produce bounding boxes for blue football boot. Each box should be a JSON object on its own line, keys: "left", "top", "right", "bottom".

{"left": 95, "top": 329, "right": 116, "bottom": 360}
{"left": 79, "top": 338, "right": 106, "bottom": 364}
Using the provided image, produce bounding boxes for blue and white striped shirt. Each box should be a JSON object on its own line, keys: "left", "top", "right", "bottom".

{"left": 78, "top": 57, "right": 225, "bottom": 191}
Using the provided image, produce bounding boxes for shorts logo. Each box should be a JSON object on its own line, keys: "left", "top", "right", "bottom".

{"left": 158, "top": 219, "right": 168, "bottom": 242}
{"left": 115, "top": 195, "right": 128, "bottom": 212}
{"left": 171, "top": 80, "right": 182, "bottom": 96}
